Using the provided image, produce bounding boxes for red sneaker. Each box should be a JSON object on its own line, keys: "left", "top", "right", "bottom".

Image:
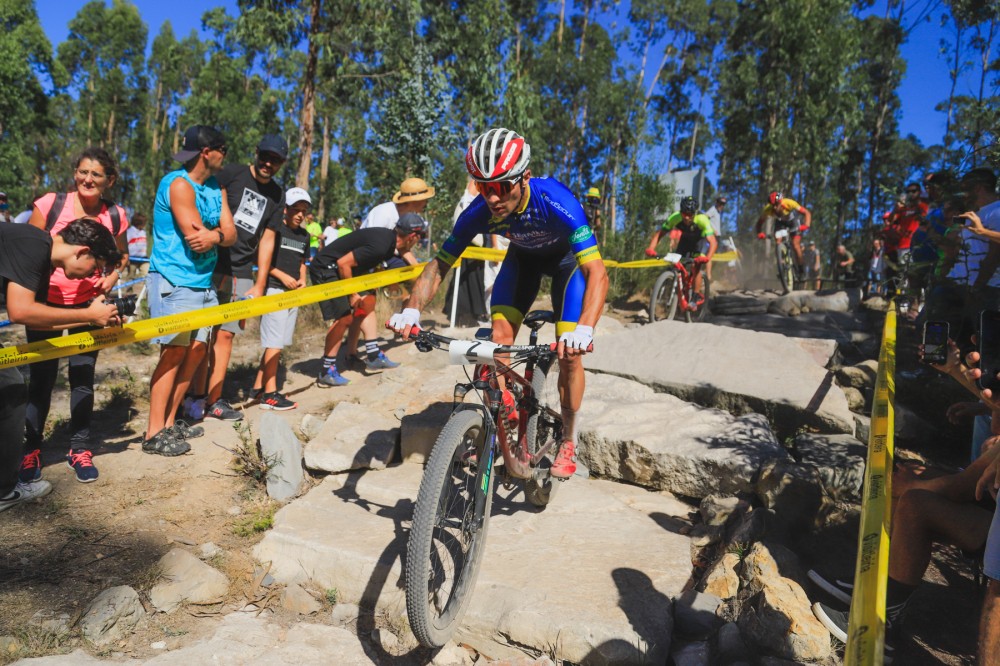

{"left": 550, "top": 441, "right": 577, "bottom": 479}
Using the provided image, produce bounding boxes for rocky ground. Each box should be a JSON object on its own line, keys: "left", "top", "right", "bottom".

{"left": 0, "top": 286, "right": 984, "bottom": 665}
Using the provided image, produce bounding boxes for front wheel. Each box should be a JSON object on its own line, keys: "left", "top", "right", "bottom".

{"left": 524, "top": 359, "right": 562, "bottom": 508}
{"left": 405, "top": 409, "right": 493, "bottom": 648}
{"left": 776, "top": 243, "right": 795, "bottom": 294}
{"left": 650, "top": 270, "right": 679, "bottom": 322}
{"left": 685, "top": 271, "right": 711, "bottom": 323}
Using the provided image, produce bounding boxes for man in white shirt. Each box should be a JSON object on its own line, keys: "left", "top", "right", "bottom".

{"left": 361, "top": 177, "right": 435, "bottom": 230}
{"left": 705, "top": 196, "right": 727, "bottom": 237}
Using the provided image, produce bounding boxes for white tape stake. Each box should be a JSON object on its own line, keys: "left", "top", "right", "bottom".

{"left": 448, "top": 340, "right": 500, "bottom": 366}
{"left": 449, "top": 259, "right": 462, "bottom": 329}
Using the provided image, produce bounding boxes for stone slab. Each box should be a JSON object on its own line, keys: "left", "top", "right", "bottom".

{"left": 586, "top": 320, "right": 855, "bottom": 437}
{"left": 303, "top": 402, "right": 399, "bottom": 473}
{"left": 254, "top": 465, "right": 694, "bottom": 664}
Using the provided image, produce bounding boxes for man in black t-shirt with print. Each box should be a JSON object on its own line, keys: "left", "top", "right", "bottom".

{"left": 0, "top": 220, "right": 120, "bottom": 512}
{"left": 311, "top": 214, "right": 428, "bottom": 387}
{"left": 186, "top": 135, "right": 288, "bottom": 421}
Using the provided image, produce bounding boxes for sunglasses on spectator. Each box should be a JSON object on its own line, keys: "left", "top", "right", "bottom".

{"left": 475, "top": 176, "right": 523, "bottom": 198}
{"left": 210, "top": 145, "right": 228, "bottom": 156}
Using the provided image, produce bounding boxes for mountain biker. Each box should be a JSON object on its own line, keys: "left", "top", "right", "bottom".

{"left": 755, "top": 191, "right": 812, "bottom": 271}
{"left": 644, "top": 195, "right": 717, "bottom": 306}
{"left": 388, "top": 127, "right": 609, "bottom": 480}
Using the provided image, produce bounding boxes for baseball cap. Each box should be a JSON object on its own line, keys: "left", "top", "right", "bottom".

{"left": 257, "top": 134, "right": 288, "bottom": 160}
{"left": 173, "top": 125, "right": 226, "bottom": 162}
{"left": 396, "top": 212, "right": 428, "bottom": 236}
{"left": 285, "top": 187, "right": 312, "bottom": 206}
{"left": 716, "top": 196, "right": 727, "bottom": 204}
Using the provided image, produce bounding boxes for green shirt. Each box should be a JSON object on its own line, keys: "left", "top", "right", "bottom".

{"left": 305, "top": 221, "right": 322, "bottom": 248}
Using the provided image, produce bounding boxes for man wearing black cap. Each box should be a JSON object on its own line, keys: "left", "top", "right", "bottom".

{"left": 311, "top": 214, "right": 428, "bottom": 386}
{"left": 183, "top": 134, "right": 289, "bottom": 421}
{"left": 143, "top": 125, "right": 236, "bottom": 457}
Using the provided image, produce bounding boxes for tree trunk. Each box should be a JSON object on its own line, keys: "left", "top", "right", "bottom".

{"left": 295, "top": 0, "right": 322, "bottom": 188}
{"left": 318, "top": 115, "right": 330, "bottom": 221}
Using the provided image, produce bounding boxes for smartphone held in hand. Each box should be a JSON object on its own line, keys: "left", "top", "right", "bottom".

{"left": 922, "top": 321, "right": 949, "bottom": 365}
{"left": 978, "top": 311, "right": 1000, "bottom": 392}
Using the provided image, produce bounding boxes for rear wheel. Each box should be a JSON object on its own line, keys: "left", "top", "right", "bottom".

{"left": 405, "top": 409, "right": 493, "bottom": 648}
{"left": 650, "top": 270, "right": 679, "bottom": 322}
{"left": 524, "top": 359, "right": 562, "bottom": 508}
{"left": 776, "top": 243, "right": 795, "bottom": 294}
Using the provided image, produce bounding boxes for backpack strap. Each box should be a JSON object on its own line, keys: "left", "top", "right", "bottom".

{"left": 44, "top": 192, "right": 69, "bottom": 233}
{"left": 44, "top": 192, "right": 122, "bottom": 235}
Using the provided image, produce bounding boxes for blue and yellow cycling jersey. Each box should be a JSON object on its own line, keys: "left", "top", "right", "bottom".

{"left": 437, "top": 177, "right": 602, "bottom": 266}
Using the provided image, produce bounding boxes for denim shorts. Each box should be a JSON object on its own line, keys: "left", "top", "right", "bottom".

{"left": 986, "top": 500, "right": 1000, "bottom": 581}
{"left": 212, "top": 274, "right": 256, "bottom": 335}
{"left": 147, "top": 272, "right": 218, "bottom": 346}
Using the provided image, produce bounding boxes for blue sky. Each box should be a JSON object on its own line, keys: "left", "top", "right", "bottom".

{"left": 36, "top": 0, "right": 993, "bottom": 153}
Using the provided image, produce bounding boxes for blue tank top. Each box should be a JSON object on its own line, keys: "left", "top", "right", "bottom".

{"left": 150, "top": 169, "right": 223, "bottom": 288}
{"left": 438, "top": 177, "right": 601, "bottom": 267}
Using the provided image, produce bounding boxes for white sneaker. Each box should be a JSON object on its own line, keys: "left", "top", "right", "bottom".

{"left": 0, "top": 480, "right": 53, "bottom": 512}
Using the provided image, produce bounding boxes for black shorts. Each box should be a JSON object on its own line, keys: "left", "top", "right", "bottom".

{"left": 309, "top": 264, "right": 351, "bottom": 321}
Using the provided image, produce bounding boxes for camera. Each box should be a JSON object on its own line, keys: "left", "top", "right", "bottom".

{"left": 953, "top": 216, "right": 967, "bottom": 225}
{"left": 107, "top": 294, "right": 137, "bottom": 318}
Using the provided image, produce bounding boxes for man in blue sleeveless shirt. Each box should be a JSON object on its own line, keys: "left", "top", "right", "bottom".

{"left": 389, "top": 128, "right": 609, "bottom": 479}
{"left": 143, "top": 125, "right": 237, "bottom": 457}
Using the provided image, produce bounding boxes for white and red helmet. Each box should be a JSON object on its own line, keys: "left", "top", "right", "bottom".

{"left": 465, "top": 128, "right": 531, "bottom": 182}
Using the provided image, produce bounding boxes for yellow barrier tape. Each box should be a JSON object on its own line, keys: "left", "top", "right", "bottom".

{"left": 846, "top": 304, "right": 895, "bottom": 666}
{"left": 0, "top": 264, "right": 423, "bottom": 370}
{"left": 458, "top": 246, "right": 507, "bottom": 262}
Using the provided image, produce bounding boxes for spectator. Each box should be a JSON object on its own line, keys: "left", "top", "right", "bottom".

{"left": 257, "top": 188, "right": 312, "bottom": 411}
{"left": 22, "top": 147, "right": 130, "bottom": 484}
{"left": 801, "top": 239, "right": 820, "bottom": 290}
{"left": 865, "top": 237, "right": 886, "bottom": 297}
{"left": 304, "top": 213, "right": 323, "bottom": 260}
{"left": 352, "top": 214, "right": 363, "bottom": 231}
{"left": 187, "top": 134, "right": 288, "bottom": 422}
{"left": 142, "top": 125, "right": 236, "bottom": 457}
{"left": 444, "top": 180, "right": 488, "bottom": 326}
{"left": 0, "top": 192, "right": 11, "bottom": 223}
{"left": 311, "top": 216, "right": 427, "bottom": 386}
{"left": 321, "top": 217, "right": 340, "bottom": 248}
{"left": 582, "top": 186, "right": 602, "bottom": 240}
{"left": 833, "top": 244, "right": 854, "bottom": 286}
{"left": 0, "top": 220, "right": 120, "bottom": 511}
{"left": 361, "top": 177, "right": 435, "bottom": 231}
{"left": 705, "top": 196, "right": 727, "bottom": 237}
{"left": 336, "top": 218, "right": 352, "bottom": 238}
{"left": 125, "top": 213, "right": 148, "bottom": 278}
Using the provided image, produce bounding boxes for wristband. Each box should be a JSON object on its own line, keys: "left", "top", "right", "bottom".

{"left": 216, "top": 229, "right": 225, "bottom": 244}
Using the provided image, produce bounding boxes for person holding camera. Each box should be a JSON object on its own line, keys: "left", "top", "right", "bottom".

{"left": 0, "top": 219, "right": 122, "bottom": 510}
{"left": 20, "top": 147, "right": 130, "bottom": 484}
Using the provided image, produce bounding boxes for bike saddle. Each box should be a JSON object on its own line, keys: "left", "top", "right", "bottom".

{"left": 523, "top": 310, "right": 555, "bottom": 331}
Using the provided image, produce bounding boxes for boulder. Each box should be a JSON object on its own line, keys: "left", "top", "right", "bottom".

{"left": 585, "top": 320, "right": 855, "bottom": 438}
{"left": 736, "top": 543, "right": 831, "bottom": 661}
{"left": 795, "top": 433, "right": 867, "bottom": 502}
{"left": 298, "top": 413, "right": 325, "bottom": 440}
{"left": 258, "top": 413, "right": 304, "bottom": 501}
{"left": 754, "top": 462, "right": 825, "bottom": 534}
{"left": 836, "top": 359, "right": 879, "bottom": 392}
{"left": 670, "top": 640, "right": 712, "bottom": 666}
{"left": 673, "top": 590, "right": 725, "bottom": 639}
{"left": 28, "top": 610, "right": 72, "bottom": 636}
{"left": 714, "top": 622, "right": 749, "bottom": 663}
{"left": 150, "top": 548, "right": 229, "bottom": 613}
{"left": 303, "top": 402, "right": 399, "bottom": 473}
{"left": 843, "top": 386, "right": 865, "bottom": 412}
{"left": 255, "top": 466, "right": 693, "bottom": 664}
{"left": 399, "top": 402, "right": 455, "bottom": 464}
{"left": 570, "top": 373, "right": 790, "bottom": 498}
{"left": 698, "top": 552, "right": 741, "bottom": 599}
{"left": 79, "top": 586, "right": 145, "bottom": 646}
{"left": 281, "top": 583, "right": 321, "bottom": 615}
{"left": 699, "top": 496, "right": 747, "bottom": 527}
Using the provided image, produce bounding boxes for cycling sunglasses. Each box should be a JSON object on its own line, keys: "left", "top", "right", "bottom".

{"left": 475, "top": 176, "right": 522, "bottom": 198}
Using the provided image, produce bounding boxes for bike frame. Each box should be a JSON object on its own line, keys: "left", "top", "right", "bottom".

{"left": 662, "top": 253, "right": 703, "bottom": 314}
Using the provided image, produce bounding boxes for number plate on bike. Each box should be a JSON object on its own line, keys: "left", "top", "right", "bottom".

{"left": 448, "top": 340, "right": 501, "bottom": 365}
{"left": 664, "top": 252, "right": 682, "bottom": 263}
{"left": 774, "top": 229, "right": 789, "bottom": 240}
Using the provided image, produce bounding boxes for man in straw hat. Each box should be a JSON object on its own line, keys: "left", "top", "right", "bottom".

{"left": 361, "top": 177, "right": 435, "bottom": 235}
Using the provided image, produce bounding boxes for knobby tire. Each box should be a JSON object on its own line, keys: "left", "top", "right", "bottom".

{"left": 650, "top": 270, "right": 679, "bottom": 322}
{"left": 777, "top": 243, "right": 795, "bottom": 294}
{"left": 524, "top": 358, "right": 562, "bottom": 508}
{"left": 405, "top": 409, "right": 494, "bottom": 648}
{"left": 685, "top": 272, "right": 711, "bottom": 323}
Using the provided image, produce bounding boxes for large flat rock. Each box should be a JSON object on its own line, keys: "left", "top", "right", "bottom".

{"left": 570, "top": 373, "right": 790, "bottom": 498}
{"left": 254, "top": 465, "right": 694, "bottom": 663}
{"left": 586, "top": 320, "right": 855, "bottom": 437}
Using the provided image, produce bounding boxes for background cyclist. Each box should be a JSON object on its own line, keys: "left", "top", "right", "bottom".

{"left": 755, "top": 191, "right": 812, "bottom": 273}
{"left": 388, "top": 127, "right": 609, "bottom": 480}
{"left": 644, "top": 195, "right": 717, "bottom": 307}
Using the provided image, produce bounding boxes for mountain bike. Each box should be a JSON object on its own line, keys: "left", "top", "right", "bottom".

{"left": 649, "top": 252, "right": 711, "bottom": 323}
{"left": 403, "top": 310, "right": 567, "bottom": 648}
{"left": 773, "top": 228, "right": 797, "bottom": 294}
